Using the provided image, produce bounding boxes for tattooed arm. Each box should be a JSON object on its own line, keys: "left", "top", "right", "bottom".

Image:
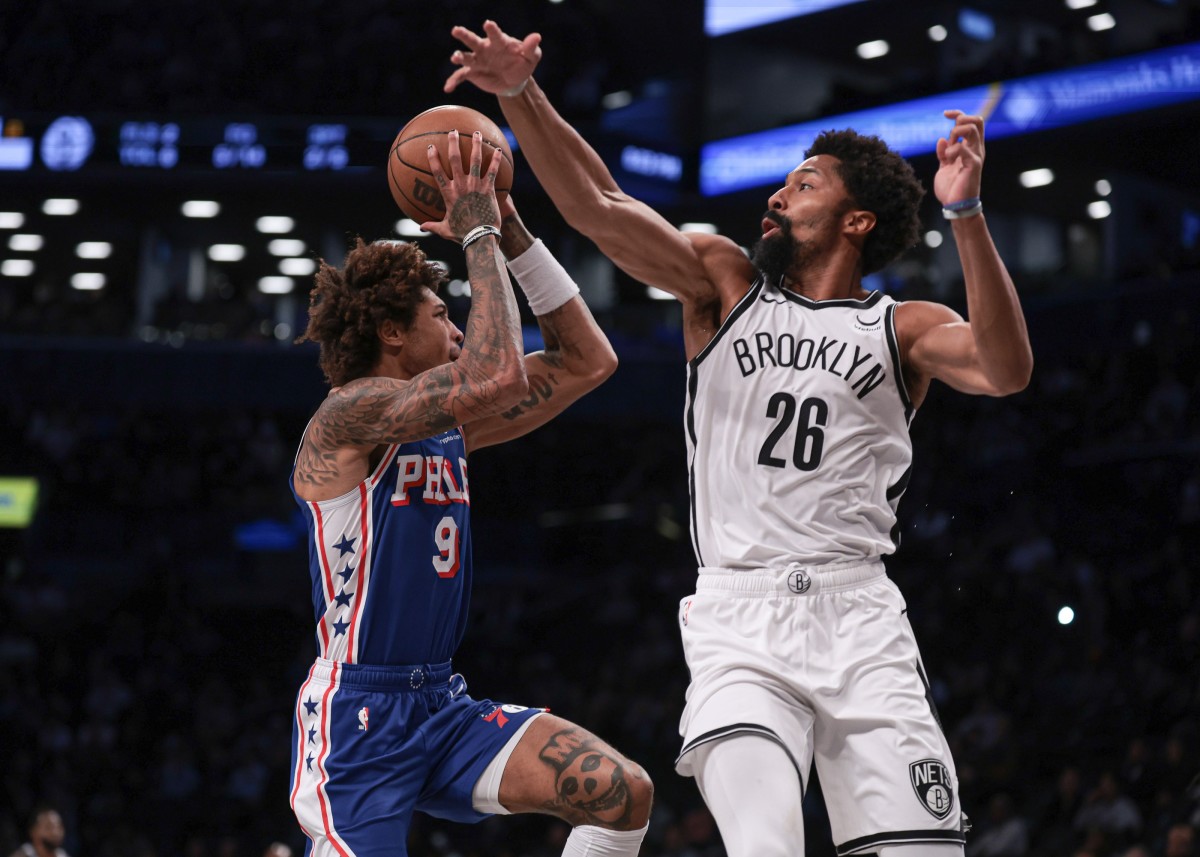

{"left": 463, "top": 203, "right": 617, "bottom": 453}
{"left": 295, "top": 133, "right": 526, "bottom": 499}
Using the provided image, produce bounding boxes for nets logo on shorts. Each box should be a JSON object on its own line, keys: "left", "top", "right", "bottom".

{"left": 909, "top": 759, "right": 954, "bottom": 820}
{"left": 787, "top": 569, "right": 812, "bottom": 594}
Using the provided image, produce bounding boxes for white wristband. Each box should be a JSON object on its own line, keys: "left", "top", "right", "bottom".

{"left": 505, "top": 238, "right": 580, "bottom": 316}
{"left": 498, "top": 78, "right": 529, "bottom": 98}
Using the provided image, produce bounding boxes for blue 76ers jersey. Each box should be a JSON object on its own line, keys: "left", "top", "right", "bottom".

{"left": 291, "top": 428, "right": 472, "bottom": 666}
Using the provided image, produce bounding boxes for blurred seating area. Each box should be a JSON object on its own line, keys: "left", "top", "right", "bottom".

{"left": 1, "top": 274, "right": 1198, "bottom": 857}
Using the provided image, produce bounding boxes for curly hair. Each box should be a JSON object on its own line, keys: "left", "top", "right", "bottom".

{"left": 805, "top": 129, "right": 925, "bottom": 275}
{"left": 296, "top": 238, "right": 446, "bottom": 386}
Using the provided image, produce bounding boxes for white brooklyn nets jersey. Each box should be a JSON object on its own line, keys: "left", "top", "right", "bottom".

{"left": 685, "top": 275, "right": 914, "bottom": 568}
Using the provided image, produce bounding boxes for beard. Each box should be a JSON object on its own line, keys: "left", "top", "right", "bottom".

{"left": 750, "top": 211, "right": 820, "bottom": 285}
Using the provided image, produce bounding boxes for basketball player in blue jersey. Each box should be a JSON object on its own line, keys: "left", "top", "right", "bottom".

{"left": 289, "top": 132, "right": 652, "bottom": 856}
{"left": 444, "top": 21, "right": 1034, "bottom": 857}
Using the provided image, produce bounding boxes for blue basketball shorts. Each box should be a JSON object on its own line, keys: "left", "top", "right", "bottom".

{"left": 288, "top": 657, "right": 544, "bottom": 857}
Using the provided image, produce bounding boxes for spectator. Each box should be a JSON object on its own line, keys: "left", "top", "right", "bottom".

{"left": 7, "top": 806, "right": 70, "bottom": 857}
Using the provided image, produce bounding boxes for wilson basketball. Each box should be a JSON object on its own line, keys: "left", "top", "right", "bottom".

{"left": 387, "top": 105, "right": 514, "bottom": 223}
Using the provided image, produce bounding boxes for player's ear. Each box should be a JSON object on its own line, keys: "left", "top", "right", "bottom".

{"left": 378, "top": 319, "right": 404, "bottom": 347}
{"left": 844, "top": 208, "right": 876, "bottom": 236}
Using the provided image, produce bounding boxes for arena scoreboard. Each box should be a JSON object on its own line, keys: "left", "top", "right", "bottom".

{"left": 0, "top": 114, "right": 407, "bottom": 176}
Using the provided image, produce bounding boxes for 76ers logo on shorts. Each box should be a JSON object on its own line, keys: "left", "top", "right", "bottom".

{"left": 909, "top": 759, "right": 954, "bottom": 820}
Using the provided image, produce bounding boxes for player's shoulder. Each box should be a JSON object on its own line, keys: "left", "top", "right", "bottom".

{"left": 684, "top": 232, "right": 756, "bottom": 304}
{"left": 685, "top": 231, "right": 749, "bottom": 269}
{"left": 893, "top": 299, "right": 964, "bottom": 336}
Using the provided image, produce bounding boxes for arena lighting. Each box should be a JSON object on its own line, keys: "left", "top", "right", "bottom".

{"left": 1057, "top": 606, "right": 1076, "bottom": 625}
{"left": 701, "top": 40, "right": 1200, "bottom": 196}
{"left": 257, "top": 276, "right": 294, "bottom": 294}
{"left": 647, "top": 286, "right": 676, "bottom": 300}
{"left": 1088, "top": 12, "right": 1116, "bottom": 30}
{"left": 207, "top": 243, "right": 245, "bottom": 262}
{"left": 267, "top": 238, "right": 306, "bottom": 256}
{"left": 70, "top": 272, "right": 105, "bottom": 290}
{"left": 928, "top": 25, "right": 948, "bottom": 42}
{"left": 1019, "top": 168, "right": 1055, "bottom": 188}
{"left": 394, "top": 218, "right": 429, "bottom": 237}
{"left": 0, "top": 212, "right": 24, "bottom": 229}
{"left": 705, "top": 0, "right": 868, "bottom": 36}
{"left": 256, "top": 216, "right": 294, "bottom": 233}
{"left": 1066, "top": 0, "right": 1097, "bottom": 7}
{"left": 75, "top": 241, "right": 112, "bottom": 259}
{"left": 1088, "top": 200, "right": 1113, "bottom": 219}
{"left": 8, "top": 233, "right": 43, "bottom": 252}
{"left": 1095, "top": 179, "right": 1112, "bottom": 196}
{"left": 182, "top": 200, "right": 220, "bottom": 218}
{"left": 42, "top": 198, "right": 79, "bottom": 215}
{"left": 279, "top": 257, "right": 316, "bottom": 276}
{"left": 924, "top": 230, "right": 944, "bottom": 248}
{"left": 601, "top": 91, "right": 634, "bottom": 110}
{"left": 1, "top": 259, "right": 35, "bottom": 276}
{"left": 680, "top": 222, "right": 719, "bottom": 234}
{"left": 856, "top": 40, "right": 890, "bottom": 60}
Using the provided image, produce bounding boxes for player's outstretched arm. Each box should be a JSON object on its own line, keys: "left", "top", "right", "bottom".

{"left": 311, "top": 134, "right": 527, "bottom": 452}
{"left": 445, "top": 20, "right": 743, "bottom": 308}
{"left": 465, "top": 199, "right": 618, "bottom": 451}
{"left": 903, "top": 110, "right": 1033, "bottom": 397}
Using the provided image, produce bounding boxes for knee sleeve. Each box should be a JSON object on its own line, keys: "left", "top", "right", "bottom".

{"left": 694, "top": 734, "right": 805, "bottom": 857}
{"left": 560, "top": 824, "right": 648, "bottom": 857}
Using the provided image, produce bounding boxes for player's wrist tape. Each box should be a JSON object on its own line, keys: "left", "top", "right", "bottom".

{"left": 498, "top": 78, "right": 529, "bottom": 97}
{"left": 942, "top": 197, "right": 983, "bottom": 220}
{"left": 505, "top": 238, "right": 580, "bottom": 315}
{"left": 461, "top": 224, "right": 502, "bottom": 249}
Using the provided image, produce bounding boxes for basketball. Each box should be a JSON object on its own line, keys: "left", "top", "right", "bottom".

{"left": 387, "top": 105, "right": 514, "bottom": 224}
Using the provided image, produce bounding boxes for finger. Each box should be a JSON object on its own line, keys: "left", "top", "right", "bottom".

{"left": 522, "top": 33, "right": 543, "bottom": 59}
{"left": 449, "top": 50, "right": 470, "bottom": 67}
{"left": 419, "top": 220, "right": 452, "bottom": 239}
{"left": 935, "top": 136, "right": 949, "bottom": 162}
{"left": 482, "top": 19, "right": 506, "bottom": 41}
{"left": 484, "top": 144, "right": 502, "bottom": 186}
{"left": 444, "top": 68, "right": 468, "bottom": 94}
{"left": 450, "top": 25, "right": 485, "bottom": 51}
{"left": 469, "top": 130, "right": 483, "bottom": 180}
{"left": 446, "top": 129, "right": 464, "bottom": 178}
{"left": 425, "top": 143, "right": 449, "bottom": 188}
{"left": 949, "top": 122, "right": 982, "bottom": 149}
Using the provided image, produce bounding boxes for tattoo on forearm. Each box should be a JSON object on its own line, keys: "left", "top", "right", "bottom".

{"left": 538, "top": 729, "right": 635, "bottom": 827}
{"left": 499, "top": 372, "right": 559, "bottom": 420}
{"left": 499, "top": 211, "right": 534, "bottom": 259}
{"left": 537, "top": 308, "right": 584, "bottom": 364}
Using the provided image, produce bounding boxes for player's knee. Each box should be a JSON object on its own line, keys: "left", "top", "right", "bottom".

{"left": 619, "top": 761, "right": 653, "bottom": 830}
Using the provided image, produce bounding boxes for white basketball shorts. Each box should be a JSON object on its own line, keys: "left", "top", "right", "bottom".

{"left": 675, "top": 560, "right": 967, "bottom": 855}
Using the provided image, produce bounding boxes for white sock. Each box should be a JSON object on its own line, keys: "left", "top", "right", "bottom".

{"left": 559, "top": 824, "right": 648, "bottom": 857}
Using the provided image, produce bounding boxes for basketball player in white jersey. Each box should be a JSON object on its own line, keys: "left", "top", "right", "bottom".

{"left": 444, "top": 21, "right": 1033, "bottom": 857}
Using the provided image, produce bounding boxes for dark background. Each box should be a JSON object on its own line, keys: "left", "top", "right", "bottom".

{"left": 2, "top": 1, "right": 1199, "bottom": 856}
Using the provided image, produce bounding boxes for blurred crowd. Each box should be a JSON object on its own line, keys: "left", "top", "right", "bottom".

{"left": 2, "top": 272, "right": 1199, "bottom": 857}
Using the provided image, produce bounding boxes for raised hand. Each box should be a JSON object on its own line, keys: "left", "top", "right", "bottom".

{"left": 419, "top": 129, "right": 503, "bottom": 241}
{"left": 934, "top": 109, "right": 985, "bottom": 207}
{"left": 444, "top": 19, "right": 543, "bottom": 96}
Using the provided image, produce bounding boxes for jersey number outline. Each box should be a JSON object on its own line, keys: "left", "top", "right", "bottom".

{"left": 757, "top": 393, "right": 829, "bottom": 471}
{"left": 433, "top": 515, "right": 461, "bottom": 578}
